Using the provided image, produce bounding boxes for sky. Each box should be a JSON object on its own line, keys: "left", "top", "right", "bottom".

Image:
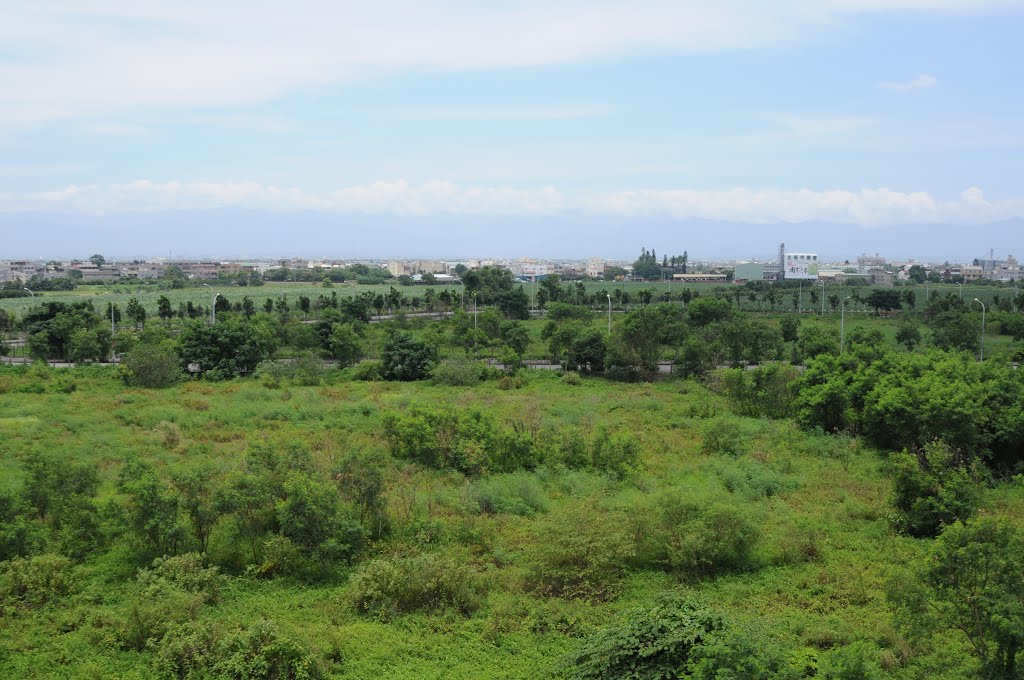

{"left": 1, "top": 1, "right": 1023, "bottom": 260}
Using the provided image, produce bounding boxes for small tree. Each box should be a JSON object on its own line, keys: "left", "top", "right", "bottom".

{"left": 380, "top": 331, "right": 437, "bottom": 381}
{"left": 890, "top": 517, "right": 1024, "bottom": 679}
{"left": 122, "top": 343, "right": 182, "bottom": 388}
{"left": 895, "top": 320, "right": 922, "bottom": 351}
{"left": 328, "top": 323, "right": 362, "bottom": 368}
{"left": 890, "top": 440, "right": 981, "bottom": 538}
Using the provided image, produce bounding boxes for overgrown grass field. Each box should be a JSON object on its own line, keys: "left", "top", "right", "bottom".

{"left": 0, "top": 365, "right": 992, "bottom": 678}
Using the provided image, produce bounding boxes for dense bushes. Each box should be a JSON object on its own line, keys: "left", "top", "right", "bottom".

{"left": 633, "top": 491, "right": 760, "bottom": 576}
{"left": 889, "top": 440, "right": 982, "bottom": 537}
{"left": 383, "top": 407, "right": 640, "bottom": 477}
{"left": 0, "top": 554, "right": 77, "bottom": 609}
{"left": 121, "top": 342, "right": 182, "bottom": 388}
{"left": 462, "top": 472, "right": 549, "bottom": 516}
{"left": 796, "top": 348, "right": 1024, "bottom": 469}
{"left": 349, "top": 551, "right": 482, "bottom": 618}
{"left": 526, "top": 504, "right": 635, "bottom": 601}
{"left": 155, "top": 619, "right": 325, "bottom": 679}
{"left": 564, "top": 592, "right": 799, "bottom": 679}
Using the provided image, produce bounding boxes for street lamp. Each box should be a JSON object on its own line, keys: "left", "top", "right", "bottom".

{"left": 840, "top": 295, "right": 852, "bottom": 354}
{"left": 23, "top": 288, "right": 34, "bottom": 297}
{"left": 958, "top": 282, "right": 963, "bottom": 302}
{"left": 973, "top": 298, "right": 986, "bottom": 361}
{"left": 202, "top": 283, "right": 219, "bottom": 324}
{"left": 606, "top": 294, "right": 612, "bottom": 335}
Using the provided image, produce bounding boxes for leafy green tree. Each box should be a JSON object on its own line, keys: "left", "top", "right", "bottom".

{"left": 566, "top": 328, "right": 607, "bottom": 373}
{"left": 125, "top": 297, "right": 147, "bottom": 329}
{"left": 177, "top": 318, "right": 277, "bottom": 379}
{"left": 89, "top": 254, "right": 105, "bottom": 267}
{"left": 121, "top": 342, "right": 182, "bottom": 388}
{"left": 500, "top": 321, "right": 530, "bottom": 355}
{"left": 890, "top": 440, "right": 982, "bottom": 538}
{"left": 632, "top": 248, "right": 662, "bottom": 280}
{"left": 276, "top": 472, "right": 364, "bottom": 565}
{"left": 890, "top": 517, "right": 1024, "bottom": 679}
{"left": 895, "top": 320, "right": 922, "bottom": 351}
{"left": 930, "top": 310, "right": 981, "bottom": 354}
{"left": 171, "top": 466, "right": 225, "bottom": 555}
{"left": 797, "top": 325, "right": 839, "bottom": 362}
{"left": 157, "top": 295, "right": 173, "bottom": 324}
{"left": 687, "top": 297, "right": 733, "bottom": 326}
{"left": 68, "top": 327, "right": 111, "bottom": 363}
{"left": 117, "top": 458, "right": 187, "bottom": 559}
{"left": 780, "top": 316, "right": 801, "bottom": 343}
{"left": 380, "top": 331, "right": 437, "bottom": 381}
{"left": 328, "top": 323, "right": 362, "bottom": 368}
{"left": 864, "top": 289, "right": 902, "bottom": 314}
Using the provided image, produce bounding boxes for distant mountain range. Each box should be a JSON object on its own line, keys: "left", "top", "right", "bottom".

{"left": 1, "top": 210, "right": 1021, "bottom": 263}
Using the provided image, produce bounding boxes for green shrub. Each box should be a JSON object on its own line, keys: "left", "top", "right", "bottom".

{"left": 722, "top": 365, "right": 799, "bottom": 419}
{"left": 890, "top": 440, "right": 982, "bottom": 538}
{"left": 526, "top": 504, "right": 635, "bottom": 601}
{"left": 634, "top": 491, "right": 760, "bottom": 576}
{"left": 254, "top": 534, "right": 304, "bottom": 578}
{"left": 562, "top": 371, "right": 583, "bottom": 386}
{"left": 136, "top": 553, "right": 223, "bottom": 603}
{"left": 380, "top": 331, "right": 437, "bottom": 381}
{"left": 432, "top": 357, "right": 483, "bottom": 386}
{"left": 350, "top": 360, "right": 383, "bottom": 381}
{"left": 349, "top": 551, "right": 482, "bottom": 619}
{"left": 0, "top": 554, "right": 77, "bottom": 608}
{"left": 497, "top": 375, "right": 526, "bottom": 390}
{"left": 715, "top": 457, "right": 799, "bottom": 500}
{"left": 155, "top": 619, "right": 325, "bottom": 679}
{"left": 290, "top": 351, "right": 329, "bottom": 386}
{"left": 701, "top": 416, "right": 749, "bottom": 456}
{"left": 590, "top": 428, "right": 640, "bottom": 480}
{"left": 210, "top": 619, "right": 324, "bottom": 679}
{"left": 121, "top": 343, "right": 182, "bottom": 388}
{"left": 818, "top": 641, "right": 884, "bottom": 680}
{"left": 563, "top": 592, "right": 799, "bottom": 679}
{"left": 253, "top": 359, "right": 290, "bottom": 388}
{"left": 462, "top": 473, "right": 549, "bottom": 516}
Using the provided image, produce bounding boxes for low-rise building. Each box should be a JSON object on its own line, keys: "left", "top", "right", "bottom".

{"left": 586, "top": 257, "right": 605, "bottom": 278}
{"left": 733, "top": 262, "right": 764, "bottom": 283}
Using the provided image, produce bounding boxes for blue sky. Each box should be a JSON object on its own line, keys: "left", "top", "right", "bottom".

{"left": 1, "top": 1, "right": 1023, "bottom": 257}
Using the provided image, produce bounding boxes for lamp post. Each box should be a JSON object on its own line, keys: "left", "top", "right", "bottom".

{"left": 202, "top": 283, "right": 219, "bottom": 324}
{"left": 973, "top": 298, "right": 986, "bottom": 361}
{"left": 958, "top": 282, "right": 963, "bottom": 302}
{"left": 840, "top": 295, "right": 852, "bottom": 354}
{"left": 606, "top": 294, "right": 612, "bottom": 335}
{"left": 23, "top": 288, "right": 34, "bottom": 297}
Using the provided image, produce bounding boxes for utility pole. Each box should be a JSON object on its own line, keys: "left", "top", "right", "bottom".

{"left": 203, "top": 283, "right": 219, "bottom": 324}
{"left": 973, "top": 299, "right": 986, "bottom": 361}
{"left": 840, "top": 296, "right": 852, "bottom": 354}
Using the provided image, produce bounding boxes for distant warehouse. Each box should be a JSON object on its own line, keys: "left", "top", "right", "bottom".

{"left": 672, "top": 273, "right": 728, "bottom": 283}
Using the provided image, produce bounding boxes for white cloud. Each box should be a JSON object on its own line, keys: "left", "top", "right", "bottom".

{"left": 0, "top": 2, "right": 1012, "bottom": 127}
{"left": 4, "top": 179, "right": 1022, "bottom": 226}
{"left": 82, "top": 123, "right": 150, "bottom": 136}
{"left": 879, "top": 73, "right": 938, "bottom": 91}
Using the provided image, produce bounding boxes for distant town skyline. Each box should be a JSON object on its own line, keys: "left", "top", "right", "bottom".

{"left": 2, "top": 2, "right": 1023, "bottom": 251}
